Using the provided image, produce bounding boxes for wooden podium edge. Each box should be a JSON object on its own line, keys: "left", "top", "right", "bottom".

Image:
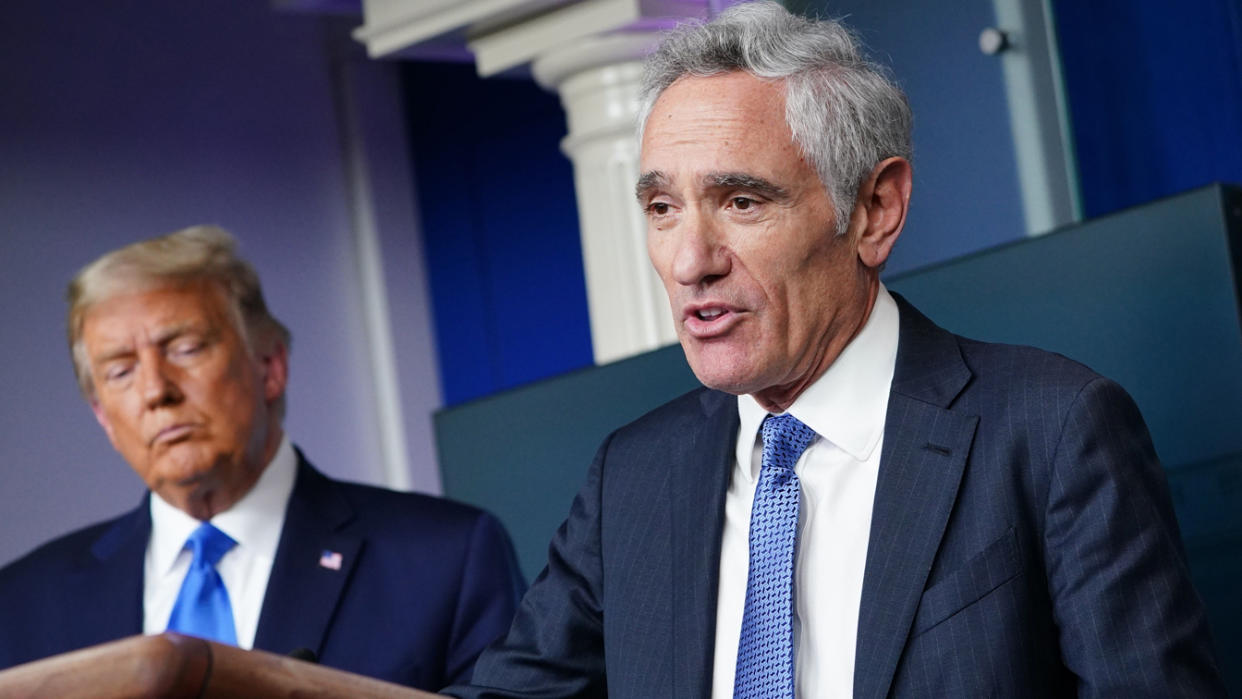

{"left": 0, "top": 633, "right": 211, "bottom": 697}
{"left": 0, "top": 633, "right": 443, "bottom": 698}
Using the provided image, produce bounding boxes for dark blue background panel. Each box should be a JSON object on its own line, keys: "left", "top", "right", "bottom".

{"left": 403, "top": 63, "right": 593, "bottom": 405}
{"left": 1052, "top": 0, "right": 1242, "bottom": 218}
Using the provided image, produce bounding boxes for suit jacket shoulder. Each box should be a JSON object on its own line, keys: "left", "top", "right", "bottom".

{"left": 455, "top": 385, "right": 739, "bottom": 699}
{"left": 871, "top": 294, "right": 1226, "bottom": 697}
{"left": 1, "top": 511, "right": 136, "bottom": 577}
{"left": 604, "top": 387, "right": 734, "bottom": 460}
{"left": 891, "top": 292, "right": 1103, "bottom": 401}
{"left": 254, "top": 456, "right": 525, "bottom": 690}
{"left": 0, "top": 500, "right": 148, "bottom": 669}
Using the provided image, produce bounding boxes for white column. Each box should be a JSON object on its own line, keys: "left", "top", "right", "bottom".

{"left": 533, "top": 32, "right": 679, "bottom": 365}
{"left": 350, "top": 0, "right": 708, "bottom": 365}
{"left": 329, "top": 55, "right": 415, "bottom": 491}
{"left": 989, "top": 0, "right": 1081, "bottom": 235}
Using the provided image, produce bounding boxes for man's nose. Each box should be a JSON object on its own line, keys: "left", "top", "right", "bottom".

{"left": 671, "top": 209, "right": 730, "bottom": 286}
{"left": 137, "top": 355, "right": 182, "bottom": 408}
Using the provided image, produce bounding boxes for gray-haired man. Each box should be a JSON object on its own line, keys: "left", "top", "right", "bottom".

{"left": 446, "top": 3, "right": 1224, "bottom": 697}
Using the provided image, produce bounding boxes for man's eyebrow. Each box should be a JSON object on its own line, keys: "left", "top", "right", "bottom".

{"left": 92, "top": 344, "right": 136, "bottom": 365}
{"left": 152, "top": 322, "right": 199, "bottom": 346}
{"left": 706, "top": 172, "right": 792, "bottom": 201}
{"left": 635, "top": 171, "right": 669, "bottom": 201}
{"left": 90, "top": 322, "right": 202, "bottom": 364}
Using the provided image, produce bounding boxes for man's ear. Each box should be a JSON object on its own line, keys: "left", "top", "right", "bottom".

{"left": 851, "top": 157, "right": 912, "bottom": 270}
{"left": 258, "top": 340, "right": 289, "bottom": 404}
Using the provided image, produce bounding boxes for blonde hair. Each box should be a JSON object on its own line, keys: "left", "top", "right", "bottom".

{"left": 66, "top": 225, "right": 291, "bottom": 402}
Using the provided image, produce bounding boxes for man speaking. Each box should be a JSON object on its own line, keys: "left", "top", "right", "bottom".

{"left": 446, "top": 2, "right": 1225, "bottom": 696}
{"left": 0, "top": 226, "right": 525, "bottom": 690}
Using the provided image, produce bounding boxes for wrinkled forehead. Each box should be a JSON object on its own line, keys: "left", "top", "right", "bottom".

{"left": 642, "top": 72, "right": 787, "bottom": 136}
{"left": 639, "top": 73, "right": 806, "bottom": 190}
{"left": 80, "top": 280, "right": 238, "bottom": 351}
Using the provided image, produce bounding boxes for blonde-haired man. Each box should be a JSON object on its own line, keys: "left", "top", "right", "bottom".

{"left": 0, "top": 226, "right": 524, "bottom": 690}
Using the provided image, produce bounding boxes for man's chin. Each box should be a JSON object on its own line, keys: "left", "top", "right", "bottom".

{"left": 682, "top": 343, "right": 760, "bottom": 392}
{"left": 155, "top": 481, "right": 226, "bottom": 520}
{"left": 687, "top": 362, "right": 764, "bottom": 397}
{"left": 146, "top": 458, "right": 216, "bottom": 498}
{"left": 154, "top": 456, "right": 216, "bottom": 484}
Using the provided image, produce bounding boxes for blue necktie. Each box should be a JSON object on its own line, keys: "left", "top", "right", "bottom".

{"left": 166, "top": 522, "right": 238, "bottom": 645}
{"left": 734, "top": 414, "right": 817, "bottom": 699}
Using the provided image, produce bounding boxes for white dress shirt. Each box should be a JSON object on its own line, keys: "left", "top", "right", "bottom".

{"left": 143, "top": 436, "right": 297, "bottom": 649}
{"left": 711, "top": 285, "right": 900, "bottom": 699}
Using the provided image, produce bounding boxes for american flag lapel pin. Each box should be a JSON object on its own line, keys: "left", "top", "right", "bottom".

{"left": 318, "top": 550, "right": 343, "bottom": 571}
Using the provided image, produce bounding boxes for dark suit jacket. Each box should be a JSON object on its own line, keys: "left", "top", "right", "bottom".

{"left": 446, "top": 296, "right": 1225, "bottom": 698}
{"left": 0, "top": 452, "right": 526, "bottom": 690}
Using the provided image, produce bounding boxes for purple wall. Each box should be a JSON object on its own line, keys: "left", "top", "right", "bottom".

{"left": 0, "top": 1, "right": 441, "bottom": 566}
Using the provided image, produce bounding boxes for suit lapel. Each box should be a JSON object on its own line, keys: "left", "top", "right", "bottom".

{"left": 253, "top": 454, "right": 362, "bottom": 656}
{"left": 80, "top": 497, "right": 149, "bottom": 639}
{"left": 670, "top": 390, "right": 738, "bottom": 699}
{"left": 853, "top": 295, "right": 978, "bottom": 699}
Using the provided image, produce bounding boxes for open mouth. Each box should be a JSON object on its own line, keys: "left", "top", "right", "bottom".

{"left": 684, "top": 305, "right": 741, "bottom": 338}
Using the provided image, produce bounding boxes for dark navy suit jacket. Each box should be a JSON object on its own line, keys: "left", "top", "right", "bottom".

{"left": 0, "top": 452, "right": 525, "bottom": 690}
{"left": 447, "top": 296, "right": 1225, "bottom": 698}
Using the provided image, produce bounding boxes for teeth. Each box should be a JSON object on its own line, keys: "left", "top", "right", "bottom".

{"left": 698, "top": 308, "right": 724, "bottom": 320}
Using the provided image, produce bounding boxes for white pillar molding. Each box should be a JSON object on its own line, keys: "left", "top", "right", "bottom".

{"left": 351, "top": 0, "right": 711, "bottom": 364}
{"left": 989, "top": 0, "right": 1081, "bottom": 235}
{"left": 533, "top": 32, "right": 678, "bottom": 364}
{"left": 328, "top": 54, "right": 415, "bottom": 491}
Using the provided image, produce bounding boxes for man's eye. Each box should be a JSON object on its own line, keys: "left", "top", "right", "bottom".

{"left": 104, "top": 365, "right": 133, "bottom": 382}
{"left": 731, "top": 197, "right": 757, "bottom": 211}
{"left": 646, "top": 202, "right": 671, "bottom": 216}
{"left": 170, "top": 340, "right": 205, "bottom": 357}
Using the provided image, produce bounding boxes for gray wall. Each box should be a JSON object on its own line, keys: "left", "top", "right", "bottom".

{"left": 0, "top": 1, "right": 442, "bottom": 566}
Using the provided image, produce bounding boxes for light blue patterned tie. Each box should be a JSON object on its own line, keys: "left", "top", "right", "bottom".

{"left": 166, "top": 522, "right": 238, "bottom": 645}
{"left": 734, "top": 414, "right": 817, "bottom": 699}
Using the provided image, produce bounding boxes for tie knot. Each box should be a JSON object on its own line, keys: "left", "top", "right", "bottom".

{"left": 185, "top": 522, "right": 236, "bottom": 568}
{"left": 760, "top": 414, "right": 817, "bottom": 472}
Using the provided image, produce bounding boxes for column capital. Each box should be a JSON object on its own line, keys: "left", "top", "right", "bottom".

{"left": 351, "top": 0, "right": 714, "bottom": 364}
{"left": 530, "top": 31, "right": 661, "bottom": 91}
{"left": 353, "top": 0, "right": 707, "bottom": 75}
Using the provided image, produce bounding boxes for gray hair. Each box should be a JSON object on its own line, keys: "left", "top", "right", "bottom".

{"left": 66, "top": 225, "right": 291, "bottom": 403}
{"left": 638, "top": 1, "right": 913, "bottom": 235}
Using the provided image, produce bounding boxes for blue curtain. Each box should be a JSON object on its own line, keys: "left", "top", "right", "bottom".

{"left": 1051, "top": 0, "right": 1242, "bottom": 218}
{"left": 403, "top": 63, "right": 592, "bottom": 405}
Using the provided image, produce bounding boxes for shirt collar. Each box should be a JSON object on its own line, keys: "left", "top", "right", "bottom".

{"left": 735, "top": 284, "right": 900, "bottom": 481}
{"left": 148, "top": 435, "right": 298, "bottom": 575}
